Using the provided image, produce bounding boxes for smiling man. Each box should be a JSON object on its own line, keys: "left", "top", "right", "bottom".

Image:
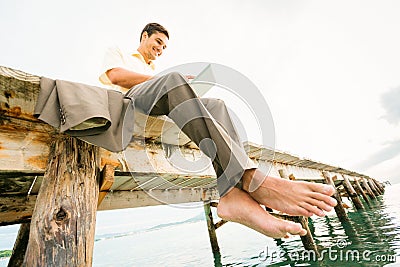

{"left": 99, "top": 22, "right": 337, "bottom": 239}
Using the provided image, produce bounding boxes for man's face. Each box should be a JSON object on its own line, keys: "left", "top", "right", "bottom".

{"left": 141, "top": 31, "right": 168, "bottom": 62}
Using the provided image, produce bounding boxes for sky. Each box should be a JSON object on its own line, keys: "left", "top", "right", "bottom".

{"left": 1, "top": 0, "right": 399, "bottom": 184}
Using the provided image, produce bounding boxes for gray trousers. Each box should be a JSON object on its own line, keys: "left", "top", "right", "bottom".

{"left": 126, "top": 72, "right": 257, "bottom": 197}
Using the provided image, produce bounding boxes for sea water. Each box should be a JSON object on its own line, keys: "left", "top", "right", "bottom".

{"left": 1, "top": 184, "right": 399, "bottom": 266}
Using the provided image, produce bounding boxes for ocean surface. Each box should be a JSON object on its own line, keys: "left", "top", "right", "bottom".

{"left": 0, "top": 183, "right": 399, "bottom": 266}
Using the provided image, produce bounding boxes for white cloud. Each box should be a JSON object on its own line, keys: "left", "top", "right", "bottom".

{"left": 381, "top": 87, "right": 400, "bottom": 125}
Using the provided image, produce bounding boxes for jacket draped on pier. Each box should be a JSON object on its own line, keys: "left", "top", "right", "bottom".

{"left": 34, "top": 77, "right": 135, "bottom": 152}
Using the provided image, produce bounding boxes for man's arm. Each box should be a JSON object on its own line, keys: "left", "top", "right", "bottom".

{"left": 106, "top": 67, "right": 153, "bottom": 90}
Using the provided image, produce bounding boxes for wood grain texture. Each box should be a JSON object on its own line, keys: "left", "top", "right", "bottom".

{"left": 23, "top": 136, "right": 100, "bottom": 267}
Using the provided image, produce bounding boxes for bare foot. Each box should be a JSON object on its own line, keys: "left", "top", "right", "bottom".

{"left": 242, "top": 169, "right": 337, "bottom": 217}
{"left": 217, "top": 187, "right": 307, "bottom": 238}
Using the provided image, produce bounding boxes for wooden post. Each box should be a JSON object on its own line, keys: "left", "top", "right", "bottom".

{"left": 373, "top": 179, "right": 384, "bottom": 193}
{"left": 203, "top": 201, "right": 220, "bottom": 254}
{"left": 341, "top": 175, "right": 364, "bottom": 210}
{"left": 368, "top": 179, "right": 381, "bottom": 195}
{"left": 322, "top": 172, "right": 349, "bottom": 222}
{"left": 378, "top": 179, "right": 385, "bottom": 192}
{"left": 293, "top": 216, "right": 319, "bottom": 256}
{"left": 354, "top": 178, "right": 370, "bottom": 206}
{"left": 97, "top": 164, "right": 115, "bottom": 207}
{"left": 374, "top": 180, "right": 383, "bottom": 195}
{"left": 7, "top": 223, "right": 30, "bottom": 267}
{"left": 24, "top": 136, "right": 100, "bottom": 267}
{"left": 362, "top": 178, "right": 376, "bottom": 199}
{"left": 277, "top": 171, "right": 318, "bottom": 254}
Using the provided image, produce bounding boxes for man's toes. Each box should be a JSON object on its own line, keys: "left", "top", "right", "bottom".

{"left": 321, "top": 184, "right": 336, "bottom": 195}
{"left": 285, "top": 221, "right": 306, "bottom": 236}
{"left": 309, "top": 183, "right": 336, "bottom": 196}
{"left": 292, "top": 206, "right": 314, "bottom": 217}
{"left": 301, "top": 203, "right": 325, "bottom": 217}
{"left": 299, "top": 228, "right": 307, "bottom": 236}
{"left": 307, "top": 198, "right": 334, "bottom": 212}
{"left": 309, "top": 192, "right": 338, "bottom": 207}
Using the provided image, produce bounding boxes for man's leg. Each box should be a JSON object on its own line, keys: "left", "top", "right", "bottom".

{"left": 127, "top": 72, "right": 337, "bottom": 217}
{"left": 128, "top": 73, "right": 255, "bottom": 197}
{"left": 194, "top": 98, "right": 337, "bottom": 218}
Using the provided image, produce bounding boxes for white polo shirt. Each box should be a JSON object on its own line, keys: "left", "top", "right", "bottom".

{"left": 99, "top": 47, "right": 155, "bottom": 91}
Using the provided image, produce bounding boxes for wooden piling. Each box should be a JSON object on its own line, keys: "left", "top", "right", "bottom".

{"left": 354, "top": 178, "right": 370, "bottom": 206}
{"left": 362, "top": 178, "right": 376, "bottom": 199}
{"left": 322, "top": 172, "right": 349, "bottom": 222}
{"left": 277, "top": 171, "right": 318, "bottom": 253}
{"left": 368, "top": 179, "right": 381, "bottom": 195}
{"left": 293, "top": 216, "right": 319, "bottom": 255}
{"left": 341, "top": 175, "right": 364, "bottom": 210}
{"left": 23, "top": 136, "right": 100, "bottom": 267}
{"left": 373, "top": 179, "right": 385, "bottom": 193}
{"left": 375, "top": 180, "right": 383, "bottom": 195}
{"left": 374, "top": 179, "right": 385, "bottom": 193}
{"left": 203, "top": 201, "right": 220, "bottom": 254}
{"left": 7, "top": 223, "right": 30, "bottom": 267}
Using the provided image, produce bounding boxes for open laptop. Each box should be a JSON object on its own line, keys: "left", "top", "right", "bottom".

{"left": 189, "top": 63, "right": 215, "bottom": 97}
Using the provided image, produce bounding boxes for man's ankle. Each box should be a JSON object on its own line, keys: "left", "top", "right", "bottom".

{"left": 242, "top": 169, "right": 256, "bottom": 192}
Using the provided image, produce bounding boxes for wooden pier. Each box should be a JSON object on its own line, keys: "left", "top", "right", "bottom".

{"left": 0, "top": 66, "right": 386, "bottom": 266}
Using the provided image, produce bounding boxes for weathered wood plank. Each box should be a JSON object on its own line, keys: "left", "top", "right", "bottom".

{"left": 0, "top": 175, "right": 36, "bottom": 195}
{"left": 0, "top": 195, "right": 36, "bottom": 226}
{"left": 0, "top": 187, "right": 219, "bottom": 225}
{"left": 98, "top": 188, "right": 219, "bottom": 210}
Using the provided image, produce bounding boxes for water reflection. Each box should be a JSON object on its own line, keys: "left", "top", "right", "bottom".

{"left": 253, "top": 189, "right": 400, "bottom": 266}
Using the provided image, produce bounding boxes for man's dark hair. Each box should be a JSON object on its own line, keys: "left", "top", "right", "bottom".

{"left": 140, "top": 23, "right": 169, "bottom": 41}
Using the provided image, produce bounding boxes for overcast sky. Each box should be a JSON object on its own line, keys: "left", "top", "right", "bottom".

{"left": 1, "top": 0, "right": 399, "bottom": 184}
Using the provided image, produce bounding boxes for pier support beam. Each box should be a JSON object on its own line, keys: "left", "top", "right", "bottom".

{"left": 293, "top": 216, "right": 319, "bottom": 255}
{"left": 322, "top": 172, "right": 349, "bottom": 222}
{"left": 23, "top": 136, "right": 100, "bottom": 267}
{"left": 203, "top": 201, "right": 220, "bottom": 254}
{"left": 277, "top": 170, "right": 318, "bottom": 254}
{"left": 373, "top": 179, "right": 384, "bottom": 193}
{"left": 7, "top": 223, "right": 30, "bottom": 267}
{"left": 341, "top": 175, "right": 364, "bottom": 210}
{"left": 354, "top": 178, "right": 370, "bottom": 206}
{"left": 362, "top": 178, "right": 376, "bottom": 199}
{"left": 368, "top": 179, "right": 381, "bottom": 196}
{"left": 372, "top": 178, "right": 385, "bottom": 194}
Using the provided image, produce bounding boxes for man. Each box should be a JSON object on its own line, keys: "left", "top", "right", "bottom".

{"left": 99, "top": 23, "right": 337, "bottom": 238}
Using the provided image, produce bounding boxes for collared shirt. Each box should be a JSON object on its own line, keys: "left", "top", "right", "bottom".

{"left": 99, "top": 47, "right": 155, "bottom": 91}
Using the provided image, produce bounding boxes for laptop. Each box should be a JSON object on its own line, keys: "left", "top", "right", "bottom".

{"left": 189, "top": 64, "right": 215, "bottom": 97}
